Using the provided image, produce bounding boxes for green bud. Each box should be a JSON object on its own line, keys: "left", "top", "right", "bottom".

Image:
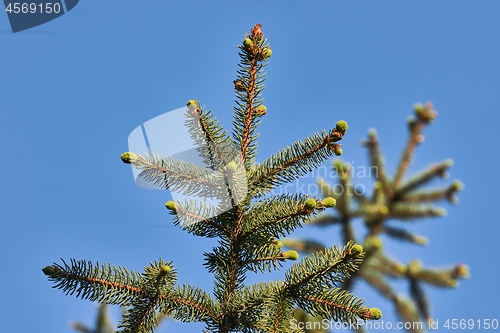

{"left": 243, "top": 38, "right": 253, "bottom": 50}
{"left": 335, "top": 120, "right": 348, "bottom": 135}
{"left": 396, "top": 264, "right": 407, "bottom": 275}
{"left": 364, "top": 236, "right": 383, "bottom": 252}
{"left": 379, "top": 205, "right": 389, "bottom": 215}
{"left": 330, "top": 144, "right": 343, "bottom": 156}
{"left": 452, "top": 180, "right": 464, "bottom": 191}
{"left": 369, "top": 308, "right": 382, "bottom": 320}
{"left": 262, "top": 47, "right": 272, "bottom": 59}
{"left": 165, "top": 200, "right": 176, "bottom": 211}
{"left": 322, "top": 197, "right": 336, "bottom": 208}
{"left": 433, "top": 208, "right": 447, "bottom": 216}
{"left": 407, "top": 260, "right": 422, "bottom": 275}
{"left": 42, "top": 266, "right": 58, "bottom": 276}
{"left": 455, "top": 263, "right": 470, "bottom": 279}
{"left": 414, "top": 236, "right": 429, "bottom": 245}
{"left": 304, "top": 198, "right": 317, "bottom": 210}
{"left": 186, "top": 100, "right": 198, "bottom": 111}
{"left": 225, "top": 161, "right": 238, "bottom": 173}
{"left": 274, "top": 240, "right": 283, "bottom": 249}
{"left": 285, "top": 250, "right": 299, "bottom": 260}
{"left": 121, "top": 152, "right": 137, "bottom": 164}
{"left": 160, "top": 265, "right": 171, "bottom": 274}
{"left": 254, "top": 105, "right": 267, "bottom": 117}
{"left": 351, "top": 244, "right": 363, "bottom": 255}
{"left": 414, "top": 102, "right": 425, "bottom": 115}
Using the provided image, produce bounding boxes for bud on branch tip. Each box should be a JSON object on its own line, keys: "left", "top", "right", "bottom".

{"left": 121, "top": 152, "right": 137, "bottom": 164}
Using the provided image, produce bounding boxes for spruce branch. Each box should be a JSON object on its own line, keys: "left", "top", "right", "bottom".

{"left": 285, "top": 103, "right": 467, "bottom": 332}
{"left": 124, "top": 153, "right": 221, "bottom": 197}
{"left": 284, "top": 241, "right": 364, "bottom": 292}
{"left": 393, "top": 102, "right": 437, "bottom": 191}
{"left": 43, "top": 24, "right": 381, "bottom": 333}
{"left": 185, "top": 99, "right": 233, "bottom": 170}
{"left": 249, "top": 126, "right": 346, "bottom": 198}
{"left": 394, "top": 159, "right": 453, "bottom": 197}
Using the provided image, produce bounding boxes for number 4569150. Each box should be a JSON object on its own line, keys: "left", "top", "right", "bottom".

{"left": 444, "top": 319, "right": 499, "bottom": 330}
{"left": 5, "top": 2, "right": 61, "bottom": 14}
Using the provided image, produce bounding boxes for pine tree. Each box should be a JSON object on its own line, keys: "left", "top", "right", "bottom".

{"left": 284, "top": 102, "right": 469, "bottom": 333}
{"left": 42, "top": 24, "right": 382, "bottom": 333}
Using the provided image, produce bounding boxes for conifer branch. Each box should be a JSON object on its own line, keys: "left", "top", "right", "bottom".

{"left": 409, "top": 278, "right": 431, "bottom": 322}
{"left": 361, "top": 271, "right": 397, "bottom": 300}
{"left": 294, "top": 289, "right": 371, "bottom": 322}
{"left": 167, "top": 200, "right": 229, "bottom": 237}
{"left": 284, "top": 242, "right": 363, "bottom": 292}
{"left": 394, "top": 159, "right": 453, "bottom": 197}
{"left": 399, "top": 181, "right": 462, "bottom": 204}
{"left": 393, "top": 102, "right": 437, "bottom": 190}
{"left": 394, "top": 296, "right": 423, "bottom": 333}
{"left": 128, "top": 153, "right": 221, "bottom": 197}
{"left": 281, "top": 239, "right": 328, "bottom": 253}
{"left": 241, "top": 194, "right": 319, "bottom": 239}
{"left": 286, "top": 103, "right": 467, "bottom": 332}
{"left": 382, "top": 225, "right": 428, "bottom": 245}
{"left": 44, "top": 25, "right": 381, "bottom": 333}
{"left": 185, "top": 100, "right": 233, "bottom": 169}
{"left": 249, "top": 128, "right": 344, "bottom": 198}
{"left": 362, "top": 129, "right": 391, "bottom": 195}
{"left": 232, "top": 24, "right": 268, "bottom": 169}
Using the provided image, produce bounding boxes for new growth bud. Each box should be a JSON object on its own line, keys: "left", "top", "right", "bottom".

{"left": 452, "top": 180, "right": 464, "bottom": 191}
{"left": 186, "top": 100, "right": 198, "bottom": 111}
{"left": 42, "top": 266, "right": 58, "bottom": 276}
{"left": 414, "top": 236, "right": 429, "bottom": 245}
{"left": 369, "top": 308, "right": 382, "bottom": 320}
{"left": 160, "top": 265, "right": 171, "bottom": 274}
{"left": 121, "top": 152, "right": 137, "bottom": 164}
{"left": 329, "top": 144, "right": 343, "bottom": 156}
{"left": 321, "top": 197, "right": 336, "bottom": 208}
{"left": 225, "top": 161, "right": 238, "bottom": 174}
{"left": 351, "top": 244, "right": 364, "bottom": 255}
{"left": 433, "top": 208, "right": 447, "bottom": 216}
{"left": 285, "top": 250, "right": 299, "bottom": 260}
{"left": 262, "top": 47, "right": 272, "bottom": 59}
{"left": 304, "top": 198, "right": 317, "bottom": 211}
{"left": 407, "top": 260, "right": 422, "bottom": 276}
{"left": 243, "top": 38, "right": 253, "bottom": 50}
{"left": 359, "top": 307, "right": 382, "bottom": 320}
{"left": 364, "top": 236, "right": 383, "bottom": 252}
{"left": 253, "top": 105, "right": 267, "bottom": 117}
{"left": 335, "top": 120, "right": 348, "bottom": 135}
{"left": 455, "top": 263, "right": 470, "bottom": 279}
{"left": 165, "top": 201, "right": 177, "bottom": 212}
{"left": 414, "top": 101, "right": 437, "bottom": 123}
{"left": 414, "top": 103, "right": 425, "bottom": 115}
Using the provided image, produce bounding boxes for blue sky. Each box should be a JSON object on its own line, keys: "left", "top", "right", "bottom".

{"left": 1, "top": 1, "right": 499, "bottom": 332}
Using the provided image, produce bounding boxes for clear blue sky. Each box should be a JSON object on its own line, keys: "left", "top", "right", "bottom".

{"left": 1, "top": 1, "right": 499, "bottom": 332}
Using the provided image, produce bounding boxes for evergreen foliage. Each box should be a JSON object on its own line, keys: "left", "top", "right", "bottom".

{"left": 284, "top": 102, "right": 469, "bottom": 333}
{"left": 42, "top": 25, "right": 381, "bottom": 333}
